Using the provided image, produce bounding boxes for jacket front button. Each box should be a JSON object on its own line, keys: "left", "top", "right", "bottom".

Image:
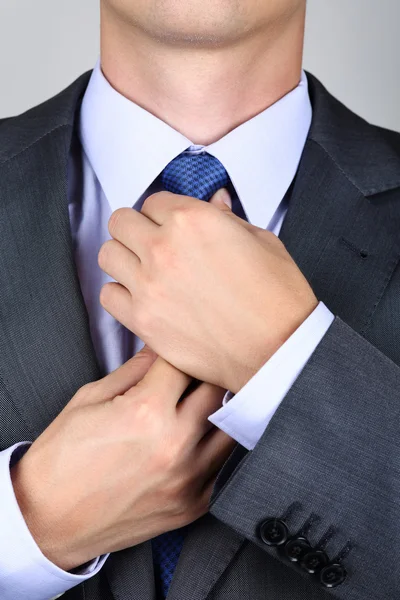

{"left": 300, "top": 550, "right": 329, "bottom": 574}
{"left": 259, "top": 518, "right": 289, "bottom": 547}
{"left": 320, "top": 563, "right": 347, "bottom": 588}
{"left": 284, "top": 537, "right": 311, "bottom": 562}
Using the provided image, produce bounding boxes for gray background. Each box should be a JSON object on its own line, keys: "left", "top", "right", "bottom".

{"left": 0, "top": 0, "right": 399, "bottom": 130}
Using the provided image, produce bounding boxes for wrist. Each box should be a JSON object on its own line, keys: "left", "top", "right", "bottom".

{"left": 227, "top": 296, "right": 319, "bottom": 394}
{"left": 10, "top": 453, "right": 86, "bottom": 572}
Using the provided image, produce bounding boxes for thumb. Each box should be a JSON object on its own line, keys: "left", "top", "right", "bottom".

{"left": 136, "top": 343, "right": 158, "bottom": 362}
{"left": 103, "top": 343, "right": 158, "bottom": 397}
{"left": 125, "top": 344, "right": 159, "bottom": 380}
{"left": 209, "top": 187, "right": 256, "bottom": 234}
{"left": 70, "top": 344, "right": 159, "bottom": 408}
{"left": 209, "top": 187, "right": 232, "bottom": 210}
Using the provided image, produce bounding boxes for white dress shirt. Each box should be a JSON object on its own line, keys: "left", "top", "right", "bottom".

{"left": 0, "top": 59, "right": 334, "bottom": 599}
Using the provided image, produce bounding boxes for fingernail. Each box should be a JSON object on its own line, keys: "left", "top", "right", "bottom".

{"left": 217, "top": 187, "right": 232, "bottom": 208}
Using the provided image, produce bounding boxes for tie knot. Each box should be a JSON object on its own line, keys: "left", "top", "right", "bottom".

{"left": 161, "top": 151, "right": 229, "bottom": 201}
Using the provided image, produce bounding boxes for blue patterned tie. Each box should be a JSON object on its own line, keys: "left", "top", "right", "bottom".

{"left": 151, "top": 150, "right": 233, "bottom": 599}
{"left": 161, "top": 150, "right": 230, "bottom": 201}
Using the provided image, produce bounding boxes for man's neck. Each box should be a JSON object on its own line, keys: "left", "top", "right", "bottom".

{"left": 100, "top": 4, "right": 305, "bottom": 146}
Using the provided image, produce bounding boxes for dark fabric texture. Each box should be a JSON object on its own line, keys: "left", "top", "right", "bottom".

{"left": 0, "top": 70, "right": 400, "bottom": 600}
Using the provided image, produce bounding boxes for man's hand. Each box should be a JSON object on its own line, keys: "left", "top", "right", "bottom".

{"left": 98, "top": 189, "right": 318, "bottom": 394}
{"left": 11, "top": 346, "right": 234, "bottom": 572}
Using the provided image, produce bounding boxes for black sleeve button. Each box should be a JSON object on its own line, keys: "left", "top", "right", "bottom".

{"left": 284, "top": 537, "right": 311, "bottom": 562}
{"left": 259, "top": 518, "right": 289, "bottom": 547}
{"left": 320, "top": 563, "right": 347, "bottom": 588}
{"left": 300, "top": 550, "right": 329, "bottom": 574}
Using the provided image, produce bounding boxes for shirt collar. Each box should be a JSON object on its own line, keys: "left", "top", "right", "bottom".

{"left": 79, "top": 58, "right": 311, "bottom": 228}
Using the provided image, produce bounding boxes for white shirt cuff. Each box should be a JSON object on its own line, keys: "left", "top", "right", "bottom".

{"left": 0, "top": 442, "right": 108, "bottom": 600}
{"left": 208, "top": 302, "right": 334, "bottom": 450}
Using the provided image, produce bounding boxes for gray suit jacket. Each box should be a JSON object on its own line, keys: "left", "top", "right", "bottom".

{"left": 1, "top": 71, "right": 400, "bottom": 600}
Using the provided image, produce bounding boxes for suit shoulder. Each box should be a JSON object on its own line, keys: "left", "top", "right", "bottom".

{"left": 374, "top": 125, "right": 400, "bottom": 157}
{"left": 306, "top": 72, "right": 400, "bottom": 197}
{"left": 0, "top": 71, "right": 91, "bottom": 165}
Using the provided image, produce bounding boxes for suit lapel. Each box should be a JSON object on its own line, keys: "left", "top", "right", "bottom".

{"left": 277, "top": 138, "right": 400, "bottom": 331}
{"left": 0, "top": 74, "right": 156, "bottom": 600}
{"left": 277, "top": 75, "right": 400, "bottom": 331}
{"left": 0, "top": 73, "right": 101, "bottom": 440}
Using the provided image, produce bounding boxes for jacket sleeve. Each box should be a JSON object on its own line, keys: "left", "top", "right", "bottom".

{"left": 208, "top": 302, "right": 334, "bottom": 450}
{"left": 209, "top": 316, "right": 400, "bottom": 600}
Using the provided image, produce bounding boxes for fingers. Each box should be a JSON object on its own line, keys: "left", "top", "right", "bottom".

{"left": 98, "top": 239, "right": 140, "bottom": 290}
{"left": 197, "top": 428, "right": 237, "bottom": 480}
{"left": 108, "top": 207, "right": 158, "bottom": 260}
{"left": 141, "top": 191, "right": 202, "bottom": 225}
{"left": 70, "top": 345, "right": 158, "bottom": 407}
{"left": 102, "top": 345, "right": 159, "bottom": 397}
{"left": 209, "top": 188, "right": 259, "bottom": 235}
{"left": 99, "top": 282, "right": 134, "bottom": 328}
{"left": 209, "top": 187, "right": 232, "bottom": 209}
{"left": 177, "top": 382, "right": 227, "bottom": 441}
{"left": 131, "top": 355, "right": 192, "bottom": 407}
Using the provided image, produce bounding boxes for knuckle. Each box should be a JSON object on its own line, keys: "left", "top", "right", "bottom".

{"left": 172, "top": 204, "right": 202, "bottom": 229}
{"left": 133, "top": 396, "right": 156, "bottom": 426}
{"left": 114, "top": 397, "right": 154, "bottom": 438}
{"left": 142, "top": 192, "right": 161, "bottom": 212}
{"left": 79, "top": 381, "right": 98, "bottom": 396}
{"left": 126, "top": 391, "right": 163, "bottom": 433}
{"left": 70, "top": 381, "right": 98, "bottom": 405}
